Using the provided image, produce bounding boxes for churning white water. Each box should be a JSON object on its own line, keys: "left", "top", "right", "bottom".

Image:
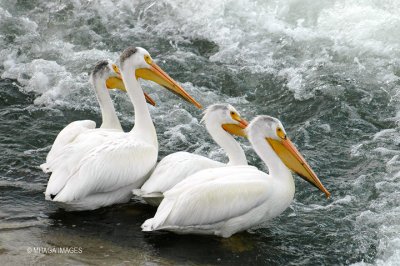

{"left": 0, "top": 0, "right": 399, "bottom": 264}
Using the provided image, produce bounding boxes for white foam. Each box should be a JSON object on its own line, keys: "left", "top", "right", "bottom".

{"left": 1, "top": 0, "right": 400, "bottom": 263}
{"left": 1, "top": 0, "right": 399, "bottom": 105}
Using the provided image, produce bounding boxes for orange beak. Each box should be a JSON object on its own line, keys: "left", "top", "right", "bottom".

{"left": 135, "top": 62, "right": 202, "bottom": 109}
{"left": 221, "top": 117, "right": 249, "bottom": 137}
{"left": 267, "top": 137, "right": 331, "bottom": 198}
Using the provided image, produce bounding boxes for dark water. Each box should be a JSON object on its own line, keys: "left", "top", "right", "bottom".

{"left": 1, "top": 0, "right": 400, "bottom": 265}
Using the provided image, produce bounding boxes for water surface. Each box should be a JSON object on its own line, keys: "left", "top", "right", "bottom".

{"left": 0, "top": 0, "right": 399, "bottom": 265}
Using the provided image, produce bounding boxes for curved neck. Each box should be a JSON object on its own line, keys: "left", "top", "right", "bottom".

{"left": 249, "top": 131, "right": 295, "bottom": 215}
{"left": 249, "top": 132, "right": 292, "bottom": 179}
{"left": 120, "top": 68, "right": 157, "bottom": 147}
{"left": 92, "top": 77, "right": 122, "bottom": 130}
{"left": 206, "top": 122, "right": 247, "bottom": 165}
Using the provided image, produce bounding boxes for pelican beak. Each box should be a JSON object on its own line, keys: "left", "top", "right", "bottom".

{"left": 135, "top": 62, "right": 202, "bottom": 109}
{"left": 105, "top": 76, "right": 126, "bottom": 91}
{"left": 105, "top": 76, "right": 156, "bottom": 106}
{"left": 144, "top": 92, "right": 156, "bottom": 106}
{"left": 222, "top": 117, "right": 249, "bottom": 137}
{"left": 266, "top": 137, "right": 331, "bottom": 198}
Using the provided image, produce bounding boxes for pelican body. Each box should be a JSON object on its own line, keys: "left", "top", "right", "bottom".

{"left": 40, "top": 60, "right": 155, "bottom": 173}
{"left": 133, "top": 103, "right": 248, "bottom": 206}
{"left": 47, "top": 47, "right": 201, "bottom": 211}
{"left": 142, "top": 115, "right": 330, "bottom": 237}
{"left": 44, "top": 60, "right": 155, "bottom": 201}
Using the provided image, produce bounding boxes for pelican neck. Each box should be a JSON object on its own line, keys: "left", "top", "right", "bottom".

{"left": 206, "top": 122, "right": 247, "bottom": 166}
{"left": 120, "top": 66, "right": 157, "bottom": 147}
{"left": 92, "top": 76, "right": 122, "bottom": 130}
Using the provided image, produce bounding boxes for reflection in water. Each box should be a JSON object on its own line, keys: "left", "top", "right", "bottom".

{"left": 44, "top": 201, "right": 268, "bottom": 265}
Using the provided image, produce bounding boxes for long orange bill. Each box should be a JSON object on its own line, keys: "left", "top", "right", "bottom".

{"left": 267, "top": 137, "right": 331, "bottom": 198}
{"left": 236, "top": 118, "right": 249, "bottom": 128}
{"left": 144, "top": 92, "right": 156, "bottom": 106}
{"left": 221, "top": 118, "right": 249, "bottom": 137}
{"left": 135, "top": 62, "right": 202, "bottom": 109}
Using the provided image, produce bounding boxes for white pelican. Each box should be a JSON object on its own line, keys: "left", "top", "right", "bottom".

{"left": 43, "top": 60, "right": 155, "bottom": 200}
{"left": 40, "top": 60, "right": 155, "bottom": 173}
{"left": 49, "top": 47, "right": 202, "bottom": 211}
{"left": 142, "top": 115, "right": 330, "bottom": 237}
{"left": 133, "top": 103, "right": 248, "bottom": 206}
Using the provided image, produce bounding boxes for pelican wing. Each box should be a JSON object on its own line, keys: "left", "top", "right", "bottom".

{"left": 46, "top": 128, "right": 121, "bottom": 170}
{"left": 139, "top": 152, "right": 225, "bottom": 194}
{"left": 44, "top": 129, "right": 123, "bottom": 199}
{"left": 54, "top": 137, "right": 157, "bottom": 202}
{"left": 41, "top": 120, "right": 96, "bottom": 172}
{"left": 148, "top": 166, "right": 270, "bottom": 229}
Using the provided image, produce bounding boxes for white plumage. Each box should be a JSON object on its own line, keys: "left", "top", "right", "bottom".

{"left": 44, "top": 128, "right": 123, "bottom": 201}
{"left": 40, "top": 120, "right": 96, "bottom": 173}
{"left": 46, "top": 47, "right": 201, "bottom": 210}
{"left": 141, "top": 165, "right": 282, "bottom": 237}
{"left": 133, "top": 103, "right": 248, "bottom": 206}
{"left": 53, "top": 137, "right": 158, "bottom": 209}
{"left": 142, "top": 115, "right": 330, "bottom": 237}
{"left": 40, "top": 60, "right": 122, "bottom": 173}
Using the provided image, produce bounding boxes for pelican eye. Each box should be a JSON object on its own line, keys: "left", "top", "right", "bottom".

{"left": 144, "top": 55, "right": 152, "bottom": 64}
{"left": 230, "top": 111, "right": 239, "bottom": 121}
{"left": 276, "top": 127, "right": 286, "bottom": 139}
{"left": 112, "top": 64, "right": 120, "bottom": 75}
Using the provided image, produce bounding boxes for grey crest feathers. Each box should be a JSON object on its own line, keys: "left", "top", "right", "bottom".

{"left": 120, "top": 47, "right": 138, "bottom": 65}
{"left": 201, "top": 103, "right": 231, "bottom": 124}
{"left": 247, "top": 115, "right": 281, "bottom": 133}
{"left": 91, "top": 60, "right": 110, "bottom": 77}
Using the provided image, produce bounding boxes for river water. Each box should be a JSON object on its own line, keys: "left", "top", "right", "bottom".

{"left": 0, "top": 0, "right": 399, "bottom": 265}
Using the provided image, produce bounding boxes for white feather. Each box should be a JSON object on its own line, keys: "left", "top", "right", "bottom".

{"left": 142, "top": 116, "right": 302, "bottom": 237}
{"left": 136, "top": 104, "right": 248, "bottom": 205}
{"left": 138, "top": 152, "right": 224, "bottom": 195}
{"left": 44, "top": 129, "right": 123, "bottom": 199}
{"left": 41, "top": 60, "right": 123, "bottom": 173}
{"left": 54, "top": 136, "right": 157, "bottom": 203}
{"left": 46, "top": 48, "right": 166, "bottom": 210}
{"left": 40, "top": 120, "right": 96, "bottom": 173}
{"left": 142, "top": 166, "right": 283, "bottom": 237}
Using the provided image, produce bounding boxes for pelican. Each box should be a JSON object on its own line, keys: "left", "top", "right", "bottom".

{"left": 133, "top": 103, "right": 248, "bottom": 206}
{"left": 44, "top": 60, "right": 155, "bottom": 200}
{"left": 40, "top": 60, "right": 155, "bottom": 173}
{"left": 49, "top": 47, "right": 202, "bottom": 211}
{"left": 142, "top": 115, "right": 330, "bottom": 237}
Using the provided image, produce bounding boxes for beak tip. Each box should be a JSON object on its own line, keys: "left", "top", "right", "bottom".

{"left": 238, "top": 119, "right": 249, "bottom": 129}
{"left": 325, "top": 191, "right": 331, "bottom": 199}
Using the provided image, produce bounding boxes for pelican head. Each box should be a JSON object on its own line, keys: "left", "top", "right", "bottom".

{"left": 202, "top": 104, "right": 248, "bottom": 137}
{"left": 91, "top": 59, "right": 127, "bottom": 91}
{"left": 91, "top": 60, "right": 156, "bottom": 106}
{"left": 247, "top": 115, "right": 331, "bottom": 198}
{"left": 117, "top": 47, "right": 202, "bottom": 109}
